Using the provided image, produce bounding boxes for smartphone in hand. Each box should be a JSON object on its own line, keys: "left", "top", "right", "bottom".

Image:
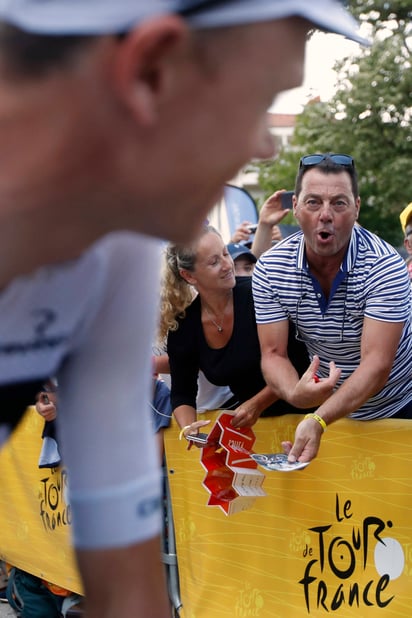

{"left": 186, "top": 432, "right": 209, "bottom": 445}
{"left": 280, "top": 191, "right": 294, "bottom": 210}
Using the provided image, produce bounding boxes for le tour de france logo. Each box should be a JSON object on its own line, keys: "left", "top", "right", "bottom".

{"left": 39, "top": 467, "right": 71, "bottom": 532}
{"left": 299, "top": 493, "right": 405, "bottom": 614}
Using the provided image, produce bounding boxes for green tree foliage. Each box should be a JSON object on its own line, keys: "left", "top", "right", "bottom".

{"left": 256, "top": 0, "right": 412, "bottom": 246}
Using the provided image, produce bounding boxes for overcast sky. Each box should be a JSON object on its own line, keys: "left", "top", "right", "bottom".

{"left": 270, "top": 32, "right": 361, "bottom": 114}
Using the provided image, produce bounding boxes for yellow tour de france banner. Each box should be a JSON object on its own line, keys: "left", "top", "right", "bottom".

{"left": 164, "top": 410, "right": 412, "bottom": 618}
{"left": 1, "top": 406, "right": 412, "bottom": 617}
{"left": 0, "top": 407, "right": 82, "bottom": 594}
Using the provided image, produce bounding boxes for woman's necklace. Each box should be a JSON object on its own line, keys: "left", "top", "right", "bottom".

{"left": 204, "top": 295, "right": 231, "bottom": 334}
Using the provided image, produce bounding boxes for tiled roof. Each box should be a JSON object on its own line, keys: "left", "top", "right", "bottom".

{"left": 267, "top": 113, "right": 297, "bottom": 128}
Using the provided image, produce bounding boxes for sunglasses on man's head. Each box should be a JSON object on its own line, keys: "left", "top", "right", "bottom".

{"left": 299, "top": 154, "right": 355, "bottom": 170}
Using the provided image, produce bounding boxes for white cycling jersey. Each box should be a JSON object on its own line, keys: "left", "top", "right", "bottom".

{"left": 0, "top": 231, "right": 163, "bottom": 549}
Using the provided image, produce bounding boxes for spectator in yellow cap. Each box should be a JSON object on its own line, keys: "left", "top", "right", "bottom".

{"left": 400, "top": 202, "right": 412, "bottom": 258}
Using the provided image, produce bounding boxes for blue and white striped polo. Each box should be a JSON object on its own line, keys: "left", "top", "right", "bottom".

{"left": 252, "top": 226, "right": 412, "bottom": 419}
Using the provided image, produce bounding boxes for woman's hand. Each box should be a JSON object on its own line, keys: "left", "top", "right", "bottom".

{"left": 230, "top": 401, "right": 261, "bottom": 428}
{"left": 180, "top": 419, "right": 211, "bottom": 443}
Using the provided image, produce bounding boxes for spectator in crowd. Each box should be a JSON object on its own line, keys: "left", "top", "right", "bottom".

{"left": 227, "top": 243, "right": 257, "bottom": 276}
{"left": 165, "top": 225, "right": 312, "bottom": 440}
{"left": 6, "top": 563, "right": 83, "bottom": 618}
{"left": 156, "top": 254, "right": 237, "bottom": 417}
{"left": 0, "top": 2, "right": 367, "bottom": 616}
{"left": 35, "top": 384, "right": 61, "bottom": 469}
{"left": 399, "top": 201, "right": 412, "bottom": 258}
{"left": 399, "top": 202, "right": 412, "bottom": 282}
{"left": 253, "top": 153, "right": 412, "bottom": 466}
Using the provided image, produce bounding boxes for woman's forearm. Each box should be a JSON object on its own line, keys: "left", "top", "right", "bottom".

{"left": 173, "top": 404, "right": 197, "bottom": 429}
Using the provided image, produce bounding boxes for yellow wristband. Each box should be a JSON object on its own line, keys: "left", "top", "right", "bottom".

{"left": 179, "top": 425, "right": 192, "bottom": 441}
{"left": 304, "top": 413, "right": 327, "bottom": 432}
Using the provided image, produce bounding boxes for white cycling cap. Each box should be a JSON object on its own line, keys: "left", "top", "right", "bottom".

{"left": 0, "top": 0, "right": 369, "bottom": 46}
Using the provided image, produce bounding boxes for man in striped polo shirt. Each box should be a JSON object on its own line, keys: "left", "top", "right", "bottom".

{"left": 253, "top": 154, "right": 412, "bottom": 465}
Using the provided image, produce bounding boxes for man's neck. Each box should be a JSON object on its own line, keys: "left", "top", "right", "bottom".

{"left": 305, "top": 250, "right": 347, "bottom": 300}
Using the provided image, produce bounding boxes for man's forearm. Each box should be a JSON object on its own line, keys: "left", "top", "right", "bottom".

{"left": 261, "top": 353, "right": 300, "bottom": 402}
{"left": 315, "top": 360, "right": 392, "bottom": 426}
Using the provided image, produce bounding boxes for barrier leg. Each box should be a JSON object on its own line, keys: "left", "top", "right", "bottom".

{"left": 161, "top": 460, "right": 183, "bottom": 617}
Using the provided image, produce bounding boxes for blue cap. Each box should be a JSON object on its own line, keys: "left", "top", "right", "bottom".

{"left": 227, "top": 243, "right": 257, "bottom": 263}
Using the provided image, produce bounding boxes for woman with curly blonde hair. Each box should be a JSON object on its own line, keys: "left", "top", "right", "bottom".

{"left": 155, "top": 231, "right": 234, "bottom": 414}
